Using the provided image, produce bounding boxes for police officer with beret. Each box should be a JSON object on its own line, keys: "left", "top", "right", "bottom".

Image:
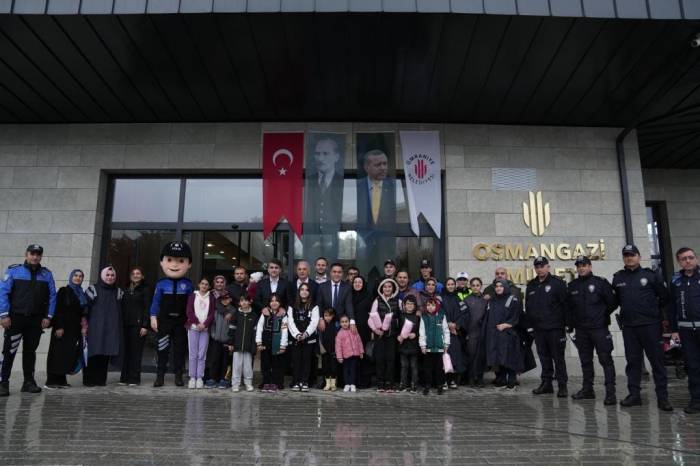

{"left": 668, "top": 247, "right": 700, "bottom": 414}
{"left": 0, "top": 244, "right": 56, "bottom": 396}
{"left": 612, "top": 244, "right": 673, "bottom": 411}
{"left": 567, "top": 256, "right": 617, "bottom": 405}
{"left": 525, "top": 256, "right": 569, "bottom": 397}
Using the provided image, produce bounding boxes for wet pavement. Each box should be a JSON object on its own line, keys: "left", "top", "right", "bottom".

{"left": 1, "top": 373, "right": 699, "bottom": 465}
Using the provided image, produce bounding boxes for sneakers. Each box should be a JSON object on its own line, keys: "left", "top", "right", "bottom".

{"left": 218, "top": 379, "right": 228, "bottom": 389}
{"left": 232, "top": 385, "right": 240, "bottom": 393}
{"left": 410, "top": 384, "right": 417, "bottom": 393}
{"left": 196, "top": 378, "right": 204, "bottom": 389}
{"left": 449, "top": 381, "right": 458, "bottom": 390}
{"left": 270, "top": 384, "right": 278, "bottom": 392}
{"left": 118, "top": 381, "right": 128, "bottom": 386}
{"left": 422, "top": 387, "right": 430, "bottom": 396}
{"left": 377, "top": 385, "right": 385, "bottom": 393}
{"left": 205, "top": 379, "right": 216, "bottom": 389}
{"left": 246, "top": 384, "right": 254, "bottom": 392}
{"left": 20, "top": 380, "right": 42, "bottom": 393}
{"left": 301, "top": 383, "right": 309, "bottom": 392}
{"left": 292, "top": 383, "right": 301, "bottom": 392}
{"left": 344, "top": 384, "right": 351, "bottom": 392}
{"left": 350, "top": 385, "right": 357, "bottom": 392}
{"left": 188, "top": 378, "right": 196, "bottom": 389}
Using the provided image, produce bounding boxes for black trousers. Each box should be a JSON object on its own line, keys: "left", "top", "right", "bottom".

{"left": 375, "top": 337, "right": 397, "bottom": 387}
{"left": 400, "top": 353, "right": 419, "bottom": 386}
{"left": 207, "top": 339, "right": 230, "bottom": 382}
{"left": 423, "top": 352, "right": 444, "bottom": 388}
{"left": 573, "top": 327, "right": 615, "bottom": 393}
{"left": 534, "top": 328, "right": 568, "bottom": 385}
{"left": 343, "top": 356, "right": 358, "bottom": 386}
{"left": 260, "top": 349, "right": 284, "bottom": 386}
{"left": 83, "top": 355, "right": 109, "bottom": 386}
{"left": 0, "top": 314, "right": 43, "bottom": 383}
{"left": 156, "top": 317, "right": 186, "bottom": 375}
{"left": 292, "top": 344, "right": 313, "bottom": 385}
{"left": 622, "top": 323, "right": 667, "bottom": 399}
{"left": 466, "top": 336, "right": 484, "bottom": 382}
{"left": 120, "top": 325, "right": 145, "bottom": 384}
{"left": 680, "top": 328, "right": 700, "bottom": 404}
{"left": 322, "top": 353, "right": 338, "bottom": 378}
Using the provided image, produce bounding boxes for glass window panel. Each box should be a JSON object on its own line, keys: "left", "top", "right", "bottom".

{"left": 105, "top": 229, "right": 178, "bottom": 286}
{"left": 183, "top": 179, "right": 263, "bottom": 223}
{"left": 111, "top": 179, "right": 180, "bottom": 222}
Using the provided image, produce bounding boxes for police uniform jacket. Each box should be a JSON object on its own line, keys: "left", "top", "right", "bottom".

{"left": 525, "top": 274, "right": 568, "bottom": 330}
{"left": 567, "top": 274, "right": 616, "bottom": 329}
{"left": 612, "top": 266, "right": 668, "bottom": 327}
{"left": 669, "top": 266, "right": 700, "bottom": 331}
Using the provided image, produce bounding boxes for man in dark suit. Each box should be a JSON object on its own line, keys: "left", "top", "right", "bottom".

{"left": 356, "top": 149, "right": 397, "bottom": 279}
{"left": 286, "top": 260, "right": 319, "bottom": 305}
{"left": 254, "top": 259, "right": 289, "bottom": 313}
{"left": 303, "top": 136, "right": 345, "bottom": 262}
{"left": 317, "top": 263, "right": 355, "bottom": 328}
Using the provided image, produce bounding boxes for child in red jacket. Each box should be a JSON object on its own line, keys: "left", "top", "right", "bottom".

{"left": 335, "top": 315, "right": 364, "bottom": 392}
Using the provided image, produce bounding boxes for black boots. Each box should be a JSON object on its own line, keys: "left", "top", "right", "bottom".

{"left": 556, "top": 385, "right": 568, "bottom": 398}
{"left": 0, "top": 382, "right": 9, "bottom": 397}
{"left": 619, "top": 394, "right": 642, "bottom": 407}
{"left": 657, "top": 399, "right": 674, "bottom": 412}
{"left": 571, "top": 388, "right": 595, "bottom": 400}
{"left": 684, "top": 403, "right": 700, "bottom": 414}
{"left": 532, "top": 382, "right": 554, "bottom": 395}
{"left": 174, "top": 371, "right": 184, "bottom": 387}
{"left": 604, "top": 393, "right": 617, "bottom": 406}
{"left": 153, "top": 372, "right": 165, "bottom": 387}
{"left": 20, "top": 380, "right": 42, "bottom": 393}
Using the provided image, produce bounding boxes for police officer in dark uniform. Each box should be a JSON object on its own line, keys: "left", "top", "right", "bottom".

{"left": 526, "top": 256, "right": 569, "bottom": 397}
{"left": 149, "top": 241, "right": 194, "bottom": 388}
{"left": 567, "top": 256, "right": 617, "bottom": 405}
{"left": 0, "top": 244, "right": 56, "bottom": 396}
{"left": 668, "top": 247, "right": 700, "bottom": 414}
{"left": 612, "top": 244, "right": 673, "bottom": 411}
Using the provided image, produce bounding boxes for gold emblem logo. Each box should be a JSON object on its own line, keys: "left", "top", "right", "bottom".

{"left": 523, "top": 191, "right": 550, "bottom": 237}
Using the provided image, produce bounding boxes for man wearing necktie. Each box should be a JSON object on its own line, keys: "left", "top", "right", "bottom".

{"left": 303, "top": 136, "right": 345, "bottom": 262}
{"left": 357, "top": 149, "right": 397, "bottom": 279}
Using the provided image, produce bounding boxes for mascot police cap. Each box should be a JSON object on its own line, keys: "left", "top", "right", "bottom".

{"left": 160, "top": 241, "right": 192, "bottom": 261}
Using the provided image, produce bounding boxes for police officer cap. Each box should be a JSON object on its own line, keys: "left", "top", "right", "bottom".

{"left": 574, "top": 255, "right": 591, "bottom": 266}
{"left": 533, "top": 256, "right": 549, "bottom": 266}
{"left": 160, "top": 241, "right": 192, "bottom": 261}
{"left": 456, "top": 272, "right": 469, "bottom": 281}
{"left": 622, "top": 244, "right": 640, "bottom": 256}
{"left": 420, "top": 259, "right": 432, "bottom": 268}
{"left": 26, "top": 244, "right": 43, "bottom": 254}
{"left": 384, "top": 259, "right": 396, "bottom": 267}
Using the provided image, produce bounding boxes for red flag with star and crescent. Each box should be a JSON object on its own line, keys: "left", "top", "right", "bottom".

{"left": 262, "top": 132, "right": 304, "bottom": 239}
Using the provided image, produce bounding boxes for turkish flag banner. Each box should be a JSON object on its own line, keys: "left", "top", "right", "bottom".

{"left": 262, "top": 132, "right": 304, "bottom": 239}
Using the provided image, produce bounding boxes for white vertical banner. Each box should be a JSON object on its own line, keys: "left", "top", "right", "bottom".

{"left": 400, "top": 130, "right": 442, "bottom": 238}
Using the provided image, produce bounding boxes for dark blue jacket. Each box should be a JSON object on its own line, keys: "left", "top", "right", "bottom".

{"left": 0, "top": 262, "right": 56, "bottom": 319}
{"left": 612, "top": 266, "right": 669, "bottom": 327}
{"left": 668, "top": 266, "right": 700, "bottom": 331}
{"left": 524, "top": 274, "right": 568, "bottom": 330}
{"left": 567, "top": 274, "right": 617, "bottom": 329}
{"left": 150, "top": 277, "right": 193, "bottom": 321}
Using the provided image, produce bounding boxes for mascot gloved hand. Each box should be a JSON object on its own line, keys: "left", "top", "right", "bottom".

{"left": 150, "top": 241, "right": 193, "bottom": 387}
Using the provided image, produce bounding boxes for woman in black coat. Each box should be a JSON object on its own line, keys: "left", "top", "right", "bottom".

{"left": 119, "top": 266, "right": 151, "bottom": 386}
{"left": 45, "top": 269, "right": 87, "bottom": 388}
{"left": 483, "top": 279, "right": 523, "bottom": 389}
{"left": 442, "top": 278, "right": 469, "bottom": 388}
{"left": 351, "top": 276, "right": 373, "bottom": 388}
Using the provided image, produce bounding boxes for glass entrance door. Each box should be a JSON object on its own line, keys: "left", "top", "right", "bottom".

{"left": 186, "top": 231, "right": 290, "bottom": 281}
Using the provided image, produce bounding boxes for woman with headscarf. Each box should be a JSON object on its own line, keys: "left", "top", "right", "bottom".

{"left": 119, "top": 266, "right": 151, "bottom": 386}
{"left": 368, "top": 278, "right": 402, "bottom": 392}
{"left": 83, "top": 266, "right": 123, "bottom": 387}
{"left": 45, "top": 269, "right": 88, "bottom": 388}
{"left": 351, "top": 276, "right": 373, "bottom": 388}
{"left": 465, "top": 277, "right": 488, "bottom": 386}
{"left": 483, "top": 279, "right": 523, "bottom": 389}
{"left": 414, "top": 277, "right": 441, "bottom": 313}
{"left": 441, "top": 277, "right": 469, "bottom": 389}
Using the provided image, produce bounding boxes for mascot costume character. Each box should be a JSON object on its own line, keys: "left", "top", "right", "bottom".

{"left": 150, "top": 241, "right": 193, "bottom": 387}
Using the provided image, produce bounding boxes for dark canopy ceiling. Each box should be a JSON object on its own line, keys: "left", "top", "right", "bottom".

{"left": 0, "top": 13, "right": 699, "bottom": 167}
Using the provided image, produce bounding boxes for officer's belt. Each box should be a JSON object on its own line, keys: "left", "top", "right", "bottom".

{"left": 678, "top": 321, "right": 700, "bottom": 329}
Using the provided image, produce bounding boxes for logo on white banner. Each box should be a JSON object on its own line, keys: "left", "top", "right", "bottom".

{"left": 407, "top": 154, "right": 436, "bottom": 185}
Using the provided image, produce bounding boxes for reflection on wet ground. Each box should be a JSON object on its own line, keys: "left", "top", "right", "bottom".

{"left": 1, "top": 374, "right": 699, "bottom": 465}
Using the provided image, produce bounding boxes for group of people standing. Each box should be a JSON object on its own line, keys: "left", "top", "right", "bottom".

{"left": 1, "top": 242, "right": 699, "bottom": 415}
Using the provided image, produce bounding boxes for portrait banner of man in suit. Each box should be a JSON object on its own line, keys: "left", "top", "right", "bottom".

{"left": 303, "top": 133, "right": 346, "bottom": 263}
{"left": 356, "top": 133, "right": 397, "bottom": 280}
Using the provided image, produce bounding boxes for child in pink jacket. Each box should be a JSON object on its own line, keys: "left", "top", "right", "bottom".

{"left": 335, "top": 315, "right": 364, "bottom": 392}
